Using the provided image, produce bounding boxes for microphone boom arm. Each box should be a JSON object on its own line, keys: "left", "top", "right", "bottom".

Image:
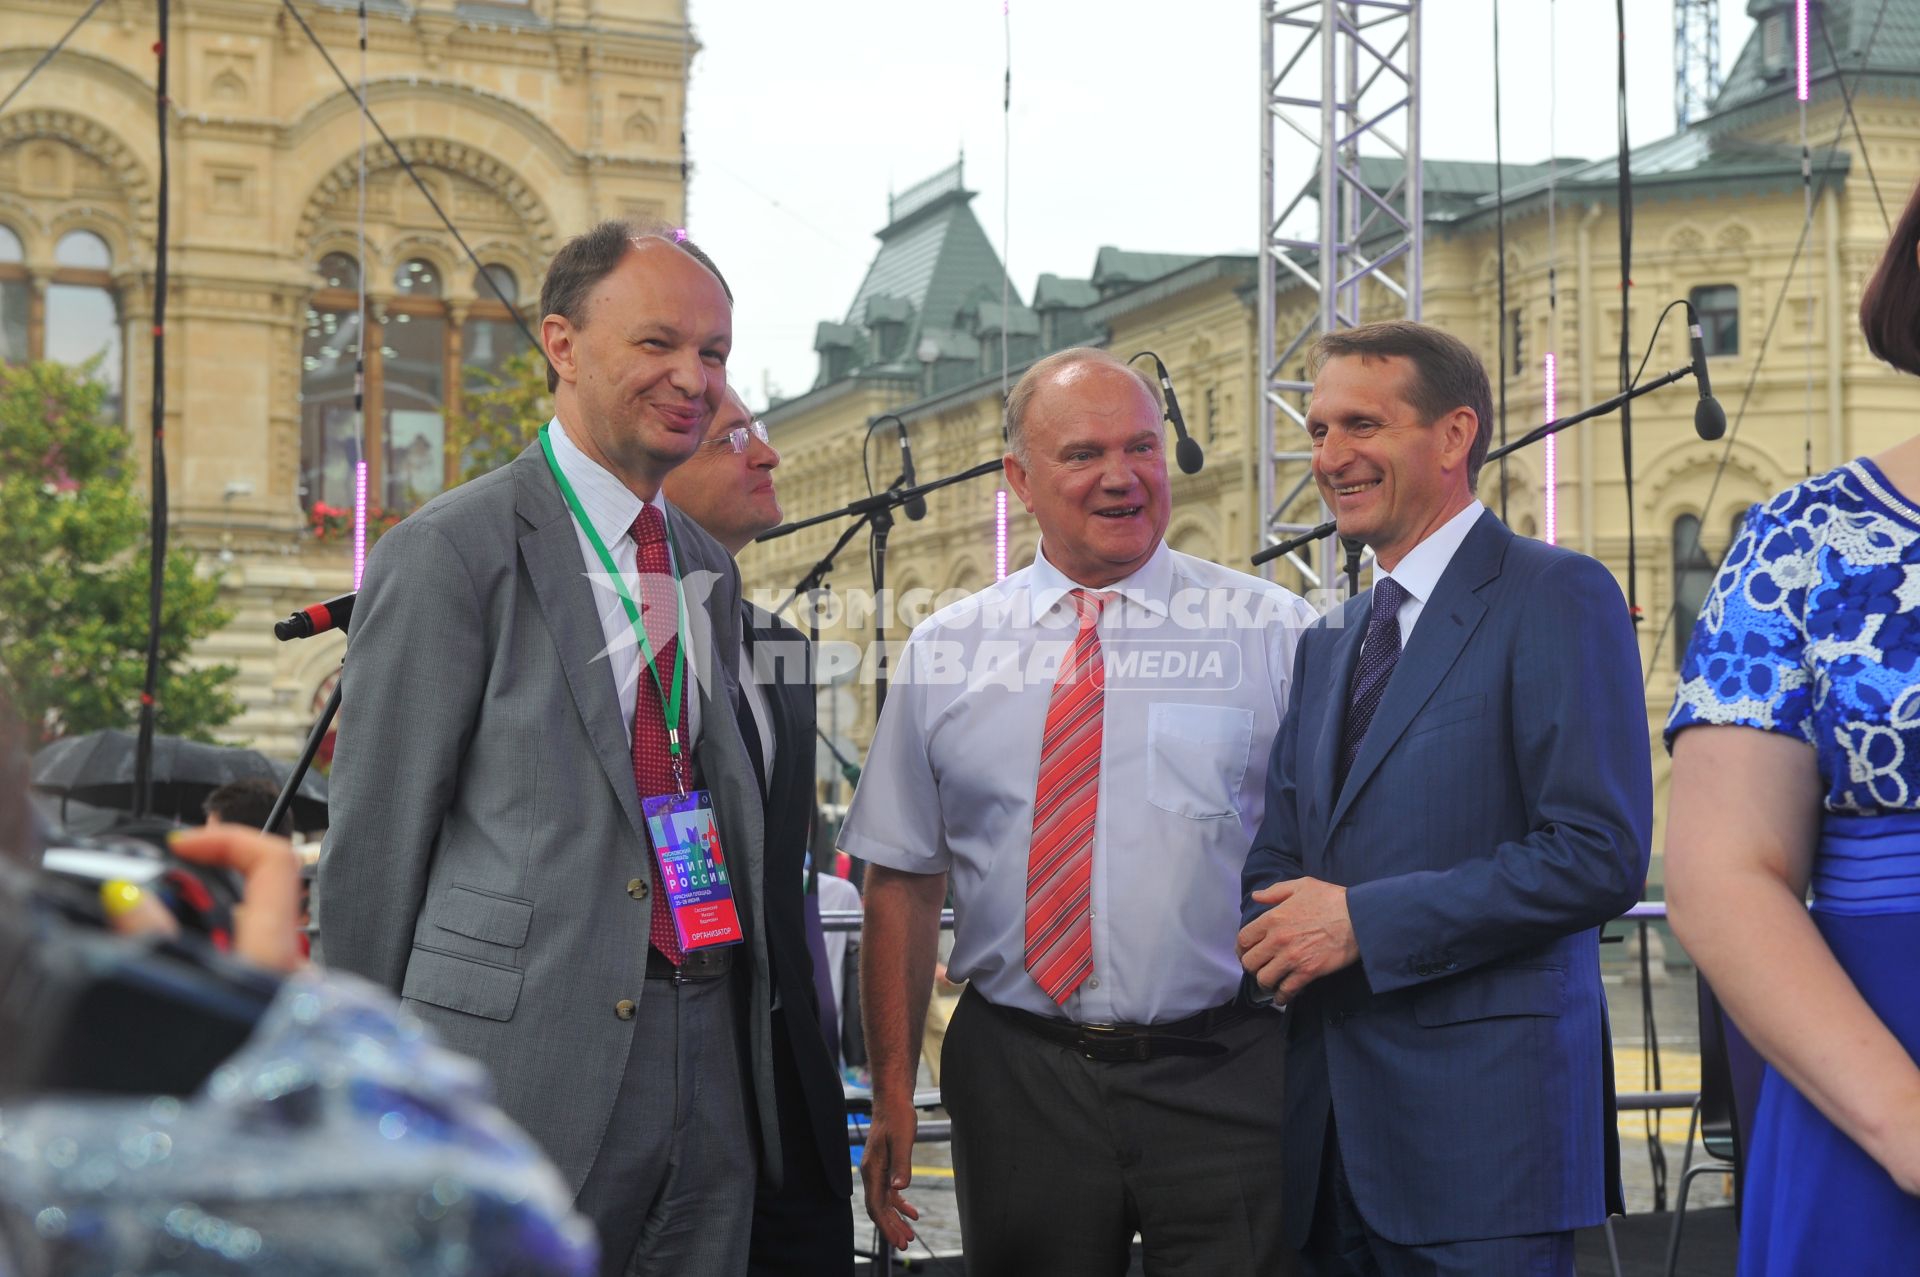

{"left": 1250, "top": 362, "right": 1700, "bottom": 568}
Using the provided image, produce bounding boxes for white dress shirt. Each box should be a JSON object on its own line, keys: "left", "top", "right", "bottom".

{"left": 838, "top": 540, "right": 1317, "bottom": 1024}
{"left": 1377, "top": 500, "right": 1486, "bottom": 649}
{"left": 545, "top": 415, "right": 703, "bottom": 745}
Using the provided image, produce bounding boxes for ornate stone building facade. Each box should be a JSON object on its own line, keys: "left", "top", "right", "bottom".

{"left": 2, "top": 0, "right": 692, "bottom": 753}
{"left": 751, "top": 1, "right": 1920, "bottom": 871}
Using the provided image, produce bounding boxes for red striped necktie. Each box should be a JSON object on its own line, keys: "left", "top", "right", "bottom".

{"left": 1025, "top": 588, "right": 1113, "bottom": 1005}
{"left": 629, "top": 503, "right": 684, "bottom": 966}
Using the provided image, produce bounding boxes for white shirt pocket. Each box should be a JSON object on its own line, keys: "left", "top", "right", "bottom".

{"left": 1145, "top": 703, "right": 1254, "bottom": 820}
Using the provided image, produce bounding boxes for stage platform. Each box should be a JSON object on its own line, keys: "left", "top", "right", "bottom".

{"left": 852, "top": 1206, "right": 1739, "bottom": 1275}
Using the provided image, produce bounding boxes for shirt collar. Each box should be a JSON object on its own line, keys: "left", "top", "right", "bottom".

{"left": 1027, "top": 539, "right": 1175, "bottom": 622}
{"left": 1379, "top": 500, "right": 1484, "bottom": 605}
{"left": 547, "top": 414, "right": 664, "bottom": 548}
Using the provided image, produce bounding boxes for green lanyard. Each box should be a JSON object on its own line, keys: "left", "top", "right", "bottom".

{"left": 539, "top": 423, "right": 690, "bottom": 790}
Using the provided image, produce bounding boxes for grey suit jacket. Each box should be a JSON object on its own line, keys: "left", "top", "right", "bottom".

{"left": 316, "top": 439, "right": 778, "bottom": 1191}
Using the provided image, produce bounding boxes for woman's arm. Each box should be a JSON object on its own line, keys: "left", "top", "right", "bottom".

{"left": 1666, "top": 725, "right": 1920, "bottom": 1193}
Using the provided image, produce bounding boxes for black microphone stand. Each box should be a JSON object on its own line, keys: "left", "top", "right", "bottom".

{"left": 1251, "top": 362, "right": 1701, "bottom": 569}
{"left": 758, "top": 457, "right": 1003, "bottom": 721}
{"left": 264, "top": 634, "right": 348, "bottom": 839}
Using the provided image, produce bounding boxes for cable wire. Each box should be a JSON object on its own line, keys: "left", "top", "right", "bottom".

{"left": 276, "top": 0, "right": 542, "bottom": 359}
{"left": 0, "top": 0, "right": 110, "bottom": 116}
{"left": 1639, "top": 0, "right": 1893, "bottom": 687}
{"left": 133, "top": 0, "right": 171, "bottom": 817}
{"left": 1615, "top": 0, "right": 1639, "bottom": 624}
{"left": 1545, "top": 0, "right": 1559, "bottom": 544}
{"left": 1492, "top": 0, "right": 1509, "bottom": 523}
{"left": 1819, "top": 16, "right": 1892, "bottom": 234}
{"left": 1800, "top": 20, "right": 1815, "bottom": 481}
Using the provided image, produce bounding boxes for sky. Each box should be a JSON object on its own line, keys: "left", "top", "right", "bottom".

{"left": 684, "top": 1, "right": 1757, "bottom": 410}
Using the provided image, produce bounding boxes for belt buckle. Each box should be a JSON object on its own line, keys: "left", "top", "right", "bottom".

{"left": 1075, "top": 1022, "right": 1147, "bottom": 1063}
{"left": 678, "top": 947, "right": 729, "bottom": 982}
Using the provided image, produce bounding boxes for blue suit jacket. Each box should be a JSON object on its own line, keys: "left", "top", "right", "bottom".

{"left": 1242, "top": 510, "right": 1651, "bottom": 1248}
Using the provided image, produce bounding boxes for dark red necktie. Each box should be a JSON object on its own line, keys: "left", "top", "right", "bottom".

{"left": 629, "top": 503, "right": 684, "bottom": 965}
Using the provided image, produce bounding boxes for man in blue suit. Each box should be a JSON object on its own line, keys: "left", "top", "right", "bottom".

{"left": 1239, "top": 321, "right": 1650, "bottom": 1276}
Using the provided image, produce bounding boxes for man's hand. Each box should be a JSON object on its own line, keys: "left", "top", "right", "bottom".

{"left": 1237, "top": 877, "right": 1359, "bottom": 1004}
{"left": 861, "top": 1092, "right": 921, "bottom": 1251}
{"left": 170, "top": 826, "right": 309, "bottom": 974}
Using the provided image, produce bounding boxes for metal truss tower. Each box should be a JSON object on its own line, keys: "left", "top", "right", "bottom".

{"left": 1675, "top": 0, "right": 1723, "bottom": 129}
{"left": 1258, "top": 0, "right": 1421, "bottom": 589}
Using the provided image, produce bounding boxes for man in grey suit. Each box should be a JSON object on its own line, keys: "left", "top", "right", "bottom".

{"left": 318, "top": 222, "right": 778, "bottom": 1277}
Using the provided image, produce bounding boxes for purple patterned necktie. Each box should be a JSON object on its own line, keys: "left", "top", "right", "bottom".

{"left": 1340, "top": 576, "right": 1410, "bottom": 784}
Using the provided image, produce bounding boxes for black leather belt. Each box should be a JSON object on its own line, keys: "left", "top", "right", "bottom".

{"left": 645, "top": 945, "right": 734, "bottom": 982}
{"left": 972, "top": 986, "right": 1257, "bottom": 1062}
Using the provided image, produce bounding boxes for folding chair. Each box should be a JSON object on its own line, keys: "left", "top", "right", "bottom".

{"left": 1664, "top": 972, "right": 1751, "bottom": 1276}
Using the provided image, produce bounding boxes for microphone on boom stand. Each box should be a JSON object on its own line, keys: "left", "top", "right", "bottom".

{"left": 1131, "top": 352, "right": 1205, "bottom": 475}
{"left": 274, "top": 592, "right": 356, "bottom": 640}
{"left": 897, "top": 421, "right": 928, "bottom": 521}
{"left": 1249, "top": 298, "right": 1727, "bottom": 570}
{"left": 1686, "top": 306, "right": 1728, "bottom": 442}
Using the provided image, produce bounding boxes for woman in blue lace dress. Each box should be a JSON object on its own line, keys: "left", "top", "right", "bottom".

{"left": 1665, "top": 182, "right": 1920, "bottom": 1274}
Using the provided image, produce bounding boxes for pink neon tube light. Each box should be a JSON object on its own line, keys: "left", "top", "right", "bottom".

{"left": 353, "top": 459, "right": 368, "bottom": 589}
{"left": 1796, "top": 0, "right": 1810, "bottom": 101}
{"left": 994, "top": 489, "right": 1009, "bottom": 580}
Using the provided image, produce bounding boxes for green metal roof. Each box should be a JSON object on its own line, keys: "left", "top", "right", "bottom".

{"left": 1347, "top": 129, "right": 1832, "bottom": 239}
{"left": 1715, "top": 0, "right": 1920, "bottom": 117}
{"left": 1092, "top": 247, "right": 1206, "bottom": 294}
{"left": 1033, "top": 273, "right": 1100, "bottom": 310}
{"left": 974, "top": 302, "right": 1040, "bottom": 338}
{"left": 825, "top": 159, "right": 1025, "bottom": 388}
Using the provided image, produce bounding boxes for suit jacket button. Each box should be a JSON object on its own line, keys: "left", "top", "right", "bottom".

{"left": 615, "top": 999, "right": 637, "bottom": 1020}
{"left": 627, "top": 877, "right": 649, "bottom": 901}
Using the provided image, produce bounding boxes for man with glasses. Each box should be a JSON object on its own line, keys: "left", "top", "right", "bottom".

{"left": 665, "top": 390, "right": 853, "bottom": 1277}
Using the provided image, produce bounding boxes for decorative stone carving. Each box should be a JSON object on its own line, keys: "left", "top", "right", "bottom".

{"left": 618, "top": 93, "right": 662, "bottom": 145}
{"left": 207, "top": 163, "right": 255, "bottom": 214}
{"left": 23, "top": 142, "right": 70, "bottom": 196}
{"left": 0, "top": 108, "right": 155, "bottom": 226}
{"left": 207, "top": 51, "right": 254, "bottom": 106}
{"left": 297, "top": 138, "right": 556, "bottom": 257}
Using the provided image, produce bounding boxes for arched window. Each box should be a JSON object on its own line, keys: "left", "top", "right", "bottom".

{"left": 1690, "top": 284, "right": 1739, "bottom": 356}
{"left": 317, "top": 251, "right": 360, "bottom": 291}
{"left": 299, "top": 255, "right": 364, "bottom": 515}
{"left": 298, "top": 252, "right": 532, "bottom": 518}
{"left": 1672, "top": 513, "right": 1716, "bottom": 667}
{"left": 463, "top": 263, "right": 522, "bottom": 372}
{"left": 382, "top": 258, "right": 449, "bottom": 509}
{"left": 46, "top": 231, "right": 121, "bottom": 420}
{"left": 0, "top": 225, "right": 26, "bottom": 365}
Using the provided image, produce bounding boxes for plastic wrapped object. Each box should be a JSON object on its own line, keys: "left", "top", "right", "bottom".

{"left": 0, "top": 968, "right": 596, "bottom": 1276}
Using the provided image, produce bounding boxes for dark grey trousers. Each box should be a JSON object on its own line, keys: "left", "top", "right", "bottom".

{"left": 941, "top": 988, "right": 1297, "bottom": 1277}
{"left": 574, "top": 968, "right": 755, "bottom": 1277}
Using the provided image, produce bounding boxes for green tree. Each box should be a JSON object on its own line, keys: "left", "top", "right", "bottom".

{"left": 448, "top": 347, "right": 551, "bottom": 483}
{"left": 0, "top": 360, "right": 240, "bottom": 743}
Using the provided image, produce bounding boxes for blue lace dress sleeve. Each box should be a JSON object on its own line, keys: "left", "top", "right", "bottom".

{"left": 1665, "top": 502, "right": 1815, "bottom": 751}
{"left": 1663, "top": 458, "right": 1920, "bottom": 1277}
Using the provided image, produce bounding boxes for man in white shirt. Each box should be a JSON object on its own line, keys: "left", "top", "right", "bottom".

{"left": 843, "top": 347, "right": 1315, "bottom": 1275}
